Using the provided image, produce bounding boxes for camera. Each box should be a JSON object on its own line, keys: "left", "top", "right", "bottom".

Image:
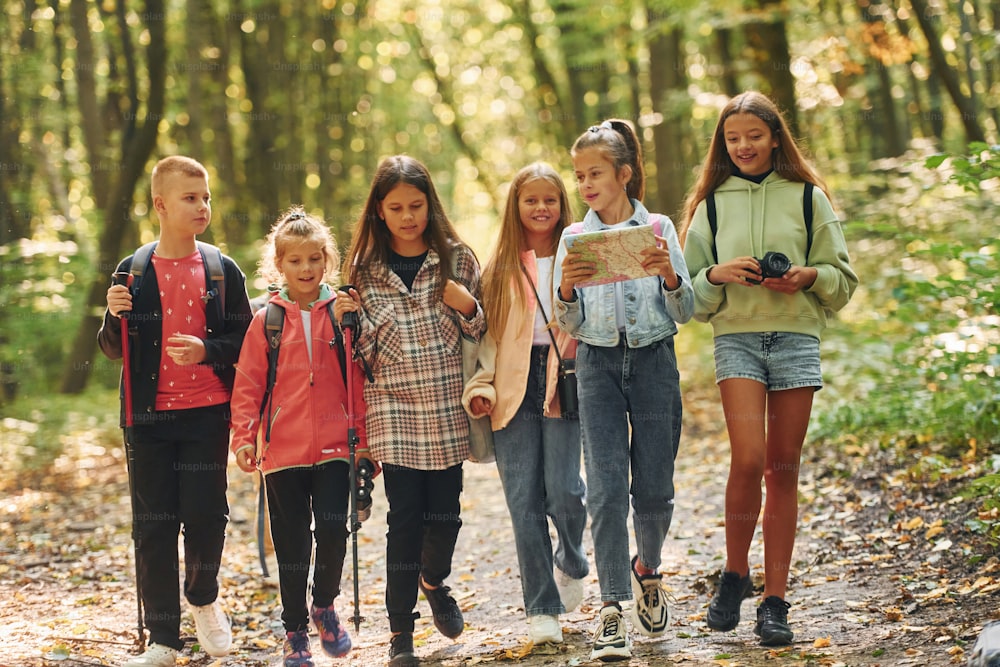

{"left": 748, "top": 251, "right": 792, "bottom": 284}
{"left": 557, "top": 359, "right": 578, "bottom": 419}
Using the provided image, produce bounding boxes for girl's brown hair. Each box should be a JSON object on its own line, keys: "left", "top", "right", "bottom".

{"left": 481, "top": 162, "right": 574, "bottom": 339}
{"left": 570, "top": 119, "right": 646, "bottom": 201}
{"left": 679, "top": 91, "right": 829, "bottom": 244}
{"left": 259, "top": 206, "right": 339, "bottom": 287}
{"left": 344, "top": 155, "right": 468, "bottom": 293}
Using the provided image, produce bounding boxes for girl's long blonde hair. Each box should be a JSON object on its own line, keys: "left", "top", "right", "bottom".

{"left": 481, "top": 163, "right": 574, "bottom": 339}
{"left": 679, "top": 91, "right": 829, "bottom": 245}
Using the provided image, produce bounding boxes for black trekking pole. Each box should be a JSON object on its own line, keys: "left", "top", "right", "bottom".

{"left": 338, "top": 285, "right": 366, "bottom": 634}
{"left": 114, "top": 272, "right": 145, "bottom": 651}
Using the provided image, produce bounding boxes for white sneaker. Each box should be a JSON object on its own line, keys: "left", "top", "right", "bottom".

{"left": 528, "top": 614, "right": 563, "bottom": 644}
{"left": 591, "top": 605, "right": 631, "bottom": 662}
{"left": 628, "top": 556, "right": 668, "bottom": 637}
{"left": 190, "top": 601, "right": 232, "bottom": 657}
{"left": 122, "top": 643, "right": 178, "bottom": 667}
{"left": 554, "top": 568, "right": 583, "bottom": 612}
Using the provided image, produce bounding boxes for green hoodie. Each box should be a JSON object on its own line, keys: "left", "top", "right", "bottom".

{"left": 683, "top": 172, "right": 858, "bottom": 339}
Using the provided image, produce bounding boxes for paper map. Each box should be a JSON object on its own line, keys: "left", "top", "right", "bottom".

{"left": 564, "top": 225, "right": 657, "bottom": 287}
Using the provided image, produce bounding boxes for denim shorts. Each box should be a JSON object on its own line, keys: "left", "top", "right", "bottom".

{"left": 714, "top": 332, "right": 822, "bottom": 391}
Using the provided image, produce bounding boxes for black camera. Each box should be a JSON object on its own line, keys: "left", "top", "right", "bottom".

{"left": 748, "top": 251, "right": 792, "bottom": 284}
{"left": 557, "top": 359, "right": 579, "bottom": 419}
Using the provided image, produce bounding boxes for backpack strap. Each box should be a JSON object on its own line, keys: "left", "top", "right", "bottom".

{"left": 260, "top": 302, "right": 284, "bottom": 430}
{"left": 196, "top": 241, "right": 226, "bottom": 324}
{"left": 803, "top": 182, "right": 814, "bottom": 258}
{"left": 129, "top": 241, "right": 159, "bottom": 298}
{"left": 705, "top": 183, "right": 814, "bottom": 264}
{"left": 328, "top": 301, "right": 348, "bottom": 386}
{"left": 566, "top": 222, "right": 585, "bottom": 235}
{"left": 706, "top": 193, "right": 719, "bottom": 264}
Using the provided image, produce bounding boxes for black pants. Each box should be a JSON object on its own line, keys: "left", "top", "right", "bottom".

{"left": 265, "top": 461, "right": 350, "bottom": 632}
{"left": 382, "top": 463, "right": 463, "bottom": 633}
{"left": 128, "top": 404, "right": 230, "bottom": 650}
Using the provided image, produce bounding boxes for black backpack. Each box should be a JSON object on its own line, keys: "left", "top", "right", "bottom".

{"left": 129, "top": 241, "right": 226, "bottom": 322}
{"left": 705, "top": 182, "right": 814, "bottom": 263}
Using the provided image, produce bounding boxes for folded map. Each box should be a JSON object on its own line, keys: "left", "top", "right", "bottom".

{"left": 564, "top": 225, "right": 657, "bottom": 287}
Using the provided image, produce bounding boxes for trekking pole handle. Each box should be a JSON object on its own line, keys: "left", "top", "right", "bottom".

{"left": 113, "top": 272, "right": 131, "bottom": 320}
{"left": 338, "top": 284, "right": 359, "bottom": 333}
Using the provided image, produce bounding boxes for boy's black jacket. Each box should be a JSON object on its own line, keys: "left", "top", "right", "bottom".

{"left": 97, "top": 248, "right": 253, "bottom": 426}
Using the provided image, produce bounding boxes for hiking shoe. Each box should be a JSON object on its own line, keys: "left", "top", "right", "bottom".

{"left": 122, "top": 643, "right": 178, "bottom": 667}
{"left": 418, "top": 578, "right": 464, "bottom": 639}
{"left": 311, "top": 604, "right": 352, "bottom": 657}
{"left": 387, "top": 632, "right": 420, "bottom": 667}
{"left": 282, "top": 630, "right": 314, "bottom": 667}
{"left": 628, "top": 556, "right": 668, "bottom": 637}
{"left": 190, "top": 601, "right": 232, "bottom": 656}
{"left": 706, "top": 570, "right": 752, "bottom": 631}
{"left": 754, "top": 595, "right": 793, "bottom": 646}
{"left": 554, "top": 567, "right": 584, "bottom": 612}
{"left": 591, "top": 604, "right": 631, "bottom": 662}
{"left": 528, "top": 614, "right": 563, "bottom": 644}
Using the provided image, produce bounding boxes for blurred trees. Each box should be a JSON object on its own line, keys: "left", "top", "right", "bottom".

{"left": 0, "top": 0, "right": 998, "bottom": 395}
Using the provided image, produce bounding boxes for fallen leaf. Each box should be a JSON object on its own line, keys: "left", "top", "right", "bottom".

{"left": 814, "top": 636, "right": 832, "bottom": 647}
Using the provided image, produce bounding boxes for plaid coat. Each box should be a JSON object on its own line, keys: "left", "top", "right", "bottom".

{"left": 355, "top": 245, "right": 485, "bottom": 470}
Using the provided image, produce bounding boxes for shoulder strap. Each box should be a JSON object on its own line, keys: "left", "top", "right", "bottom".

{"left": 260, "top": 302, "right": 284, "bottom": 417}
{"left": 566, "top": 222, "right": 584, "bottom": 235}
{"left": 705, "top": 184, "right": 814, "bottom": 263}
{"left": 648, "top": 213, "right": 663, "bottom": 237}
{"left": 327, "top": 301, "right": 347, "bottom": 385}
{"left": 803, "top": 182, "right": 814, "bottom": 257}
{"left": 706, "top": 194, "right": 719, "bottom": 263}
{"left": 196, "top": 241, "right": 226, "bottom": 322}
{"left": 129, "top": 241, "right": 159, "bottom": 297}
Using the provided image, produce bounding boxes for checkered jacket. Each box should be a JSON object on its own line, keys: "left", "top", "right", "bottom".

{"left": 355, "top": 245, "right": 485, "bottom": 470}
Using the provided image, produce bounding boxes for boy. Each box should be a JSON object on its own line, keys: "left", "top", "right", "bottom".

{"left": 98, "top": 156, "right": 252, "bottom": 667}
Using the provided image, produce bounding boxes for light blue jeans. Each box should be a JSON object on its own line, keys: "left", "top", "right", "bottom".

{"left": 577, "top": 338, "right": 682, "bottom": 602}
{"left": 493, "top": 345, "right": 589, "bottom": 617}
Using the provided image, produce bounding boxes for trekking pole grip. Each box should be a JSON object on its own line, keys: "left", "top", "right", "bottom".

{"left": 338, "top": 284, "right": 359, "bottom": 333}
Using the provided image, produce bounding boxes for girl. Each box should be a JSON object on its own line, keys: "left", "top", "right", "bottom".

{"left": 230, "top": 208, "right": 368, "bottom": 667}
{"left": 462, "top": 162, "right": 589, "bottom": 645}
{"left": 680, "top": 91, "right": 857, "bottom": 646}
{"left": 554, "top": 120, "right": 694, "bottom": 662}
{"left": 335, "top": 155, "right": 485, "bottom": 667}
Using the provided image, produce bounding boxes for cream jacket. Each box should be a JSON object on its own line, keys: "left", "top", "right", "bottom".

{"left": 462, "top": 250, "right": 577, "bottom": 430}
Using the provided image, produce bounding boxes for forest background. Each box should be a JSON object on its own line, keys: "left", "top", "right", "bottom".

{"left": 0, "top": 0, "right": 998, "bottom": 663}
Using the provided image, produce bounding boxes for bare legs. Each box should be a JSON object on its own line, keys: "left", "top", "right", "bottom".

{"left": 718, "top": 379, "right": 814, "bottom": 599}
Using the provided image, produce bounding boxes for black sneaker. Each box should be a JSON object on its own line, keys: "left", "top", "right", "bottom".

{"left": 418, "top": 579, "right": 464, "bottom": 639}
{"left": 387, "top": 632, "right": 420, "bottom": 667}
{"left": 706, "top": 571, "right": 752, "bottom": 631}
{"left": 754, "top": 595, "right": 793, "bottom": 646}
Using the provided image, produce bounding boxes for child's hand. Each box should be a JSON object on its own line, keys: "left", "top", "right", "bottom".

{"left": 469, "top": 396, "right": 493, "bottom": 417}
{"left": 333, "top": 287, "right": 362, "bottom": 323}
{"left": 762, "top": 265, "right": 817, "bottom": 293}
{"left": 444, "top": 279, "right": 477, "bottom": 317}
{"left": 641, "top": 236, "right": 679, "bottom": 289}
{"left": 107, "top": 284, "right": 133, "bottom": 318}
{"left": 559, "top": 249, "right": 596, "bottom": 300}
{"left": 706, "top": 257, "right": 762, "bottom": 286}
{"left": 166, "top": 333, "right": 206, "bottom": 366}
{"left": 234, "top": 447, "right": 257, "bottom": 473}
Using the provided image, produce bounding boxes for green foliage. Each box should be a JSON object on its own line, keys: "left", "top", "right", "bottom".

{"left": 926, "top": 143, "right": 1000, "bottom": 193}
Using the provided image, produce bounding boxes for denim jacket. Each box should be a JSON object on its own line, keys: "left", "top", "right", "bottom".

{"left": 553, "top": 200, "right": 694, "bottom": 348}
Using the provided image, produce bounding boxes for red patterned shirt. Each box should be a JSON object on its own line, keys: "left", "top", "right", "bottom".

{"left": 152, "top": 251, "right": 230, "bottom": 411}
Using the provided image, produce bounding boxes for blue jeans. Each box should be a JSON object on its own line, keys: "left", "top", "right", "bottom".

{"left": 494, "top": 346, "right": 589, "bottom": 617}
{"left": 577, "top": 338, "right": 682, "bottom": 602}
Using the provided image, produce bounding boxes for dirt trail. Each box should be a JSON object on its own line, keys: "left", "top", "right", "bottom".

{"left": 1, "top": 390, "right": 993, "bottom": 666}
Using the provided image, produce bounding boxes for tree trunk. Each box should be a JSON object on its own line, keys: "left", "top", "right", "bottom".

{"left": 716, "top": 26, "right": 740, "bottom": 97}
{"left": 743, "top": 0, "right": 799, "bottom": 137}
{"left": 910, "top": 0, "right": 987, "bottom": 143}
{"left": 59, "top": 0, "right": 167, "bottom": 394}
{"left": 648, "top": 22, "right": 691, "bottom": 219}
{"left": 861, "top": 0, "right": 906, "bottom": 157}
